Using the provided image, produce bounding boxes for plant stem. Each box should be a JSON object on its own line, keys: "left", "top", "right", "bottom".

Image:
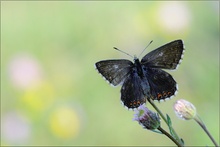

{"left": 147, "top": 98, "right": 183, "bottom": 146}
{"left": 194, "top": 115, "right": 218, "bottom": 147}
{"left": 148, "top": 99, "right": 167, "bottom": 122}
{"left": 158, "top": 126, "right": 182, "bottom": 147}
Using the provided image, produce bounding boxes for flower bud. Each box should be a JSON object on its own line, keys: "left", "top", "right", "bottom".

{"left": 173, "top": 99, "right": 197, "bottom": 120}
{"left": 133, "top": 105, "right": 160, "bottom": 130}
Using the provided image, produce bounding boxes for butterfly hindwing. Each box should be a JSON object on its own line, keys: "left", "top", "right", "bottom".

{"left": 141, "top": 40, "right": 184, "bottom": 69}
{"left": 95, "top": 60, "right": 133, "bottom": 86}
{"left": 146, "top": 68, "right": 177, "bottom": 101}
{"left": 121, "top": 69, "right": 150, "bottom": 109}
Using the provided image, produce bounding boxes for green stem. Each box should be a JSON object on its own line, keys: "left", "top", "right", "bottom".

{"left": 158, "top": 126, "right": 182, "bottom": 147}
{"left": 148, "top": 99, "right": 167, "bottom": 122}
{"left": 194, "top": 115, "right": 218, "bottom": 147}
{"left": 147, "top": 98, "right": 183, "bottom": 146}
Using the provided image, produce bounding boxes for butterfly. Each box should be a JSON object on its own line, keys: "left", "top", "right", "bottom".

{"left": 95, "top": 40, "right": 185, "bottom": 109}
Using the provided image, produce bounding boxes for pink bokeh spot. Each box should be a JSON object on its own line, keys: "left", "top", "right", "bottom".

{"left": 8, "top": 53, "right": 43, "bottom": 89}
{"left": 1, "top": 112, "right": 31, "bottom": 144}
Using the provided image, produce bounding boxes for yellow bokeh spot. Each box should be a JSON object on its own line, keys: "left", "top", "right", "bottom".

{"left": 49, "top": 106, "right": 80, "bottom": 139}
{"left": 21, "top": 81, "right": 55, "bottom": 115}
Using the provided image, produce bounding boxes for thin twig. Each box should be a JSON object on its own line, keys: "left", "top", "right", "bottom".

{"left": 194, "top": 115, "right": 218, "bottom": 147}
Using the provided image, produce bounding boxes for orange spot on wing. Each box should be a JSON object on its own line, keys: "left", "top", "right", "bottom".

{"left": 163, "top": 92, "right": 166, "bottom": 97}
{"left": 157, "top": 93, "right": 162, "bottom": 99}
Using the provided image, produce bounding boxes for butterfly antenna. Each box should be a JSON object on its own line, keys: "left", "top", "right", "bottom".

{"left": 138, "top": 40, "right": 153, "bottom": 58}
{"left": 113, "top": 47, "right": 133, "bottom": 58}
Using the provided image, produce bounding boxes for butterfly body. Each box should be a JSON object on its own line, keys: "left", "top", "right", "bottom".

{"left": 133, "top": 57, "right": 145, "bottom": 78}
{"left": 95, "top": 40, "right": 184, "bottom": 109}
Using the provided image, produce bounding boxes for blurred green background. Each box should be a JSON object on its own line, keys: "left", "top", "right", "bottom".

{"left": 1, "top": 1, "right": 219, "bottom": 146}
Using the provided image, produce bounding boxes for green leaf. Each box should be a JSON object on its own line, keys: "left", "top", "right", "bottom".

{"left": 151, "top": 129, "right": 163, "bottom": 134}
{"left": 166, "top": 114, "right": 184, "bottom": 146}
{"left": 181, "top": 138, "right": 185, "bottom": 145}
{"left": 166, "top": 114, "right": 175, "bottom": 137}
{"left": 166, "top": 114, "right": 172, "bottom": 126}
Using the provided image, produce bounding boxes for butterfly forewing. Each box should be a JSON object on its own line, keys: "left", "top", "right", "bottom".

{"left": 141, "top": 40, "right": 184, "bottom": 69}
{"left": 95, "top": 59, "right": 133, "bottom": 86}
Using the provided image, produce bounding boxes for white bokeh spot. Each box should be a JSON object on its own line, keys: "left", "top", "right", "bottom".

{"left": 157, "top": 2, "right": 191, "bottom": 32}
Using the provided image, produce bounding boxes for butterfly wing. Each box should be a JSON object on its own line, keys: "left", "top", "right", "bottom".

{"left": 121, "top": 68, "right": 150, "bottom": 109}
{"left": 95, "top": 59, "right": 133, "bottom": 86}
{"left": 146, "top": 68, "right": 177, "bottom": 101}
{"left": 141, "top": 40, "right": 184, "bottom": 69}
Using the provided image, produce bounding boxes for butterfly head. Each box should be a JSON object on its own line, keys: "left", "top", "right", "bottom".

{"left": 133, "top": 55, "right": 139, "bottom": 62}
{"left": 133, "top": 55, "right": 141, "bottom": 68}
